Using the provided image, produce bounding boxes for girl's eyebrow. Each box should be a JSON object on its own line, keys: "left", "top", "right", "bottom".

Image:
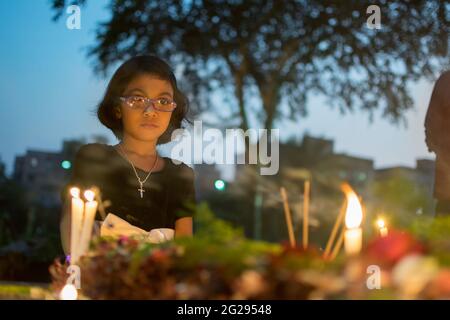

{"left": 124, "top": 88, "right": 173, "bottom": 98}
{"left": 157, "top": 91, "right": 173, "bottom": 98}
{"left": 124, "top": 88, "right": 147, "bottom": 96}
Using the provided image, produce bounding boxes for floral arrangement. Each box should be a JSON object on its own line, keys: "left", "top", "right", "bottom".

{"left": 49, "top": 204, "right": 450, "bottom": 300}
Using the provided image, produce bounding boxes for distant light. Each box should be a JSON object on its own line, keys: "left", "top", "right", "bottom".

{"left": 60, "top": 284, "right": 78, "bottom": 300}
{"left": 214, "top": 179, "right": 226, "bottom": 191}
{"left": 61, "top": 160, "right": 71, "bottom": 170}
{"left": 376, "top": 218, "right": 385, "bottom": 229}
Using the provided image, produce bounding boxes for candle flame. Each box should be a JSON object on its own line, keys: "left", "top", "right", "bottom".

{"left": 377, "top": 218, "right": 385, "bottom": 229}
{"left": 60, "top": 284, "right": 78, "bottom": 300}
{"left": 84, "top": 190, "right": 95, "bottom": 202}
{"left": 341, "top": 183, "right": 363, "bottom": 229}
{"left": 70, "top": 187, "right": 80, "bottom": 199}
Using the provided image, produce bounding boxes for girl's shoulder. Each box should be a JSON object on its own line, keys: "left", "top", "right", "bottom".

{"left": 75, "top": 143, "right": 112, "bottom": 161}
{"left": 163, "top": 158, "right": 195, "bottom": 181}
{"left": 73, "top": 143, "right": 115, "bottom": 171}
{"left": 61, "top": 143, "right": 113, "bottom": 202}
{"left": 163, "top": 159, "right": 196, "bottom": 203}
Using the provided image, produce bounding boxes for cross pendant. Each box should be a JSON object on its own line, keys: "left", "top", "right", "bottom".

{"left": 138, "top": 182, "right": 145, "bottom": 198}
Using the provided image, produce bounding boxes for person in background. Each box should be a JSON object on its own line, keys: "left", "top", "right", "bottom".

{"left": 424, "top": 70, "right": 450, "bottom": 216}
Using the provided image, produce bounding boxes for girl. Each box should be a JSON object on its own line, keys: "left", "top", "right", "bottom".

{"left": 60, "top": 55, "right": 195, "bottom": 254}
{"left": 424, "top": 70, "right": 450, "bottom": 216}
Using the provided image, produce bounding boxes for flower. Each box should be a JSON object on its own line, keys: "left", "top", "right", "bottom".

{"left": 391, "top": 254, "right": 439, "bottom": 299}
{"left": 118, "top": 235, "right": 129, "bottom": 244}
{"left": 365, "top": 230, "right": 425, "bottom": 267}
{"left": 232, "top": 270, "right": 267, "bottom": 299}
{"left": 424, "top": 269, "right": 450, "bottom": 299}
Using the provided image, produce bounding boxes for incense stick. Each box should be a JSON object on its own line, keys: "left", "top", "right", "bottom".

{"left": 323, "top": 200, "right": 347, "bottom": 259}
{"left": 329, "top": 227, "right": 345, "bottom": 261}
{"left": 280, "top": 187, "right": 296, "bottom": 248}
{"left": 303, "top": 180, "right": 310, "bottom": 250}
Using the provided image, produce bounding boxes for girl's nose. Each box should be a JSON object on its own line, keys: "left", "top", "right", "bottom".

{"left": 143, "top": 105, "right": 157, "bottom": 117}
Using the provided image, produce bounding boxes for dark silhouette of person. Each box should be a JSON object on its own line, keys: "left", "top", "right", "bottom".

{"left": 424, "top": 70, "right": 450, "bottom": 216}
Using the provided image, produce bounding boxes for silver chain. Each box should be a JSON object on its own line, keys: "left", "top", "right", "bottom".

{"left": 117, "top": 144, "right": 159, "bottom": 198}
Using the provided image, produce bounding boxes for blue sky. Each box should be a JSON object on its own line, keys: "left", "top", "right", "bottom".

{"left": 0, "top": 0, "right": 436, "bottom": 177}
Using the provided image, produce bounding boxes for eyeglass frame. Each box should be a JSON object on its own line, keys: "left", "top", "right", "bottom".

{"left": 118, "top": 95, "right": 177, "bottom": 112}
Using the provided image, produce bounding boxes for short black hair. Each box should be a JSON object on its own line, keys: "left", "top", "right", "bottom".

{"left": 97, "top": 55, "right": 190, "bottom": 144}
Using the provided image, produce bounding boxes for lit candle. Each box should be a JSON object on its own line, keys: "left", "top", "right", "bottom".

{"left": 377, "top": 218, "right": 388, "bottom": 237}
{"left": 60, "top": 284, "right": 78, "bottom": 300}
{"left": 78, "top": 189, "right": 98, "bottom": 256}
{"left": 343, "top": 188, "right": 363, "bottom": 256}
{"left": 70, "top": 187, "right": 84, "bottom": 265}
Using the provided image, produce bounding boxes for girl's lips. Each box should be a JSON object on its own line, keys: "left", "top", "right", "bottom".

{"left": 140, "top": 123, "right": 159, "bottom": 128}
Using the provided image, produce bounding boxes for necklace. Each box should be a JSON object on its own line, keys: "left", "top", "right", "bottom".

{"left": 117, "top": 144, "right": 159, "bottom": 198}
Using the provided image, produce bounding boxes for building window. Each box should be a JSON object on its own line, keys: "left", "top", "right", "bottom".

{"left": 339, "top": 171, "right": 348, "bottom": 179}
{"left": 357, "top": 172, "right": 367, "bottom": 182}
{"left": 30, "top": 157, "right": 38, "bottom": 167}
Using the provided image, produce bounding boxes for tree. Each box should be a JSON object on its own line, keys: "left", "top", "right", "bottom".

{"left": 0, "top": 178, "right": 28, "bottom": 246}
{"left": 371, "top": 173, "right": 434, "bottom": 228}
{"left": 51, "top": 0, "right": 449, "bottom": 133}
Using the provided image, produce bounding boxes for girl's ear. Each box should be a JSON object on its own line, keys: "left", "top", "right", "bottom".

{"left": 114, "top": 107, "right": 122, "bottom": 119}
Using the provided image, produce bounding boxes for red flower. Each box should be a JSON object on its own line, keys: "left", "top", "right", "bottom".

{"left": 280, "top": 243, "right": 322, "bottom": 259}
{"left": 118, "top": 235, "right": 129, "bottom": 245}
{"left": 426, "top": 269, "right": 450, "bottom": 299}
{"left": 151, "top": 248, "right": 169, "bottom": 262}
{"left": 364, "top": 230, "right": 425, "bottom": 268}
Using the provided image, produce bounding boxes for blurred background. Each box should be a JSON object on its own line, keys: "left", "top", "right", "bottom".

{"left": 0, "top": 0, "right": 448, "bottom": 282}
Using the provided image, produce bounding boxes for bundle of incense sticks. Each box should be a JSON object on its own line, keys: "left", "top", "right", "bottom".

{"left": 280, "top": 180, "right": 311, "bottom": 250}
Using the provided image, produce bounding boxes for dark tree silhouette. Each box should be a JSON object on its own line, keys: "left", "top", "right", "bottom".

{"left": 51, "top": 0, "right": 449, "bottom": 132}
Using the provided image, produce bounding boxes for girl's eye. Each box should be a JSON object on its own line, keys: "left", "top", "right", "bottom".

{"left": 131, "top": 96, "right": 145, "bottom": 103}
{"left": 128, "top": 96, "right": 147, "bottom": 107}
{"left": 159, "top": 98, "right": 171, "bottom": 105}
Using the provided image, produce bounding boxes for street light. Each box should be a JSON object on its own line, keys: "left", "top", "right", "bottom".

{"left": 214, "top": 179, "right": 226, "bottom": 191}
{"left": 61, "top": 160, "right": 72, "bottom": 170}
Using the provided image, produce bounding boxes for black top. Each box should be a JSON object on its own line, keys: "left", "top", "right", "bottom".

{"left": 61, "top": 143, "right": 196, "bottom": 230}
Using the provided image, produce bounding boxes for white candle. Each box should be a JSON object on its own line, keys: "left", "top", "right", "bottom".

{"left": 60, "top": 284, "right": 78, "bottom": 300}
{"left": 345, "top": 228, "right": 362, "bottom": 255}
{"left": 70, "top": 187, "right": 84, "bottom": 265}
{"left": 377, "top": 218, "right": 388, "bottom": 237}
{"left": 343, "top": 189, "right": 363, "bottom": 256}
{"left": 79, "top": 190, "right": 98, "bottom": 256}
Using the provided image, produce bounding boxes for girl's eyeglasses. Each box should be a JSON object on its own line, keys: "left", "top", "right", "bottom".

{"left": 119, "top": 96, "right": 177, "bottom": 112}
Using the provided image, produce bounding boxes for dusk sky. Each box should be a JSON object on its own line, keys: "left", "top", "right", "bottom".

{"left": 0, "top": 1, "right": 437, "bottom": 177}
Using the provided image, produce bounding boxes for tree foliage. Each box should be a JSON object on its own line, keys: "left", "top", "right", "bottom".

{"left": 52, "top": 0, "right": 449, "bottom": 130}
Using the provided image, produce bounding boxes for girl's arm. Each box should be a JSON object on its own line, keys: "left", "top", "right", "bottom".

{"left": 175, "top": 216, "right": 193, "bottom": 237}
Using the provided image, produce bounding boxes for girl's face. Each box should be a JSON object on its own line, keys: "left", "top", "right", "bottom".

{"left": 116, "top": 74, "right": 174, "bottom": 143}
